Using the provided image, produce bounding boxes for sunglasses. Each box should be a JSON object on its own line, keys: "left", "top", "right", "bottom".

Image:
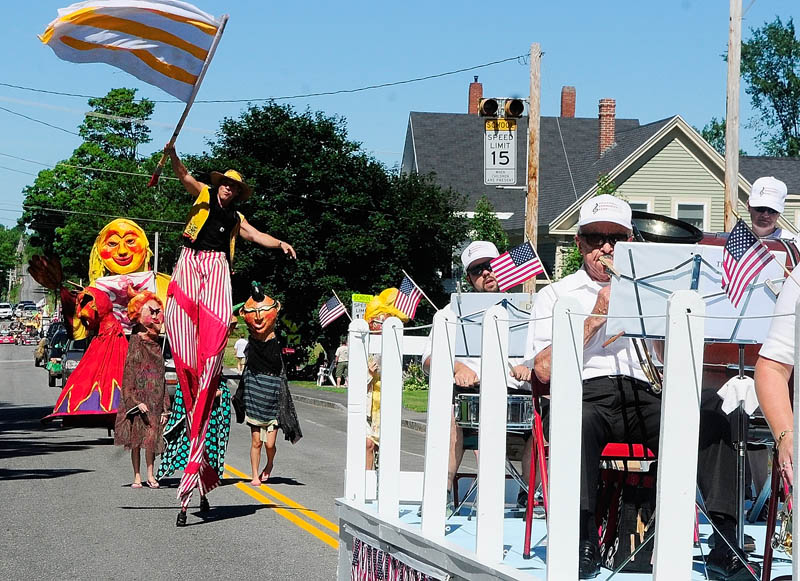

{"left": 466, "top": 261, "right": 493, "bottom": 277}
{"left": 752, "top": 206, "right": 779, "bottom": 215}
{"left": 144, "top": 306, "right": 162, "bottom": 317}
{"left": 579, "top": 232, "right": 630, "bottom": 248}
{"left": 241, "top": 302, "right": 280, "bottom": 315}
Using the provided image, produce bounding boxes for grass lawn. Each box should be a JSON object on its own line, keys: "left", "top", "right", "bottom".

{"left": 289, "top": 380, "right": 429, "bottom": 413}
{"left": 402, "top": 390, "right": 429, "bottom": 412}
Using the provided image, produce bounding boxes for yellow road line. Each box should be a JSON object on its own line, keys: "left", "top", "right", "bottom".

{"left": 223, "top": 464, "right": 340, "bottom": 549}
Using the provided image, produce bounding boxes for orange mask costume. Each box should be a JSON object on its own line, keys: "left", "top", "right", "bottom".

{"left": 45, "top": 287, "right": 128, "bottom": 426}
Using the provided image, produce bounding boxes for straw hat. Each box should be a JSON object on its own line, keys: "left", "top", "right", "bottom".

{"left": 210, "top": 169, "right": 253, "bottom": 201}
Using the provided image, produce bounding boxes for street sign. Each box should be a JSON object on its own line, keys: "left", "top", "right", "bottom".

{"left": 351, "top": 293, "right": 373, "bottom": 320}
{"left": 484, "top": 119, "right": 517, "bottom": 185}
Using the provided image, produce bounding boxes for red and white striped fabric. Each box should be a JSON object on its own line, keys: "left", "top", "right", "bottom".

{"left": 394, "top": 275, "right": 422, "bottom": 320}
{"left": 722, "top": 220, "right": 773, "bottom": 308}
{"left": 165, "top": 247, "right": 232, "bottom": 507}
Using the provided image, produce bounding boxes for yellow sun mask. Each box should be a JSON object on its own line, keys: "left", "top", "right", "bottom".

{"left": 88, "top": 219, "right": 152, "bottom": 281}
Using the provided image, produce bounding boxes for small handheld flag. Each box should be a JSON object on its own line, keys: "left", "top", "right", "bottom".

{"left": 490, "top": 241, "right": 544, "bottom": 292}
{"left": 395, "top": 275, "right": 423, "bottom": 320}
{"left": 722, "top": 219, "right": 773, "bottom": 307}
{"left": 319, "top": 296, "right": 346, "bottom": 329}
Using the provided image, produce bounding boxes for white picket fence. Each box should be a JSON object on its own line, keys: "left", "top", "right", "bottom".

{"left": 337, "top": 292, "right": 800, "bottom": 580}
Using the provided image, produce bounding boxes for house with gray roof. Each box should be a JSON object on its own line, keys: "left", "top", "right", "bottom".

{"left": 401, "top": 80, "right": 800, "bottom": 279}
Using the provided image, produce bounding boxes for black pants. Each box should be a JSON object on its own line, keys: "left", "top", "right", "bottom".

{"left": 542, "top": 375, "right": 738, "bottom": 535}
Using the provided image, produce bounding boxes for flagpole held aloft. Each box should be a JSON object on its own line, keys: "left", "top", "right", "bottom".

{"left": 332, "top": 289, "right": 353, "bottom": 321}
{"left": 401, "top": 269, "right": 438, "bottom": 311}
{"left": 148, "top": 14, "right": 229, "bottom": 187}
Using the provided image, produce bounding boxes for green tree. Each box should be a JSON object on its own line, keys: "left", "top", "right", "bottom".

{"left": 21, "top": 88, "right": 189, "bottom": 280}
{"left": 470, "top": 195, "right": 508, "bottom": 252}
{"left": 740, "top": 17, "right": 800, "bottom": 156}
{"left": 0, "top": 226, "right": 22, "bottom": 298}
{"left": 184, "top": 103, "right": 469, "bottom": 348}
{"left": 695, "top": 117, "right": 748, "bottom": 156}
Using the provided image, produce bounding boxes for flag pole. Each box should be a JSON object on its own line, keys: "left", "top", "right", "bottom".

{"left": 730, "top": 210, "right": 793, "bottom": 279}
{"left": 528, "top": 240, "right": 552, "bottom": 285}
{"left": 401, "top": 269, "right": 439, "bottom": 310}
{"left": 331, "top": 289, "right": 353, "bottom": 321}
{"left": 148, "top": 14, "right": 230, "bottom": 187}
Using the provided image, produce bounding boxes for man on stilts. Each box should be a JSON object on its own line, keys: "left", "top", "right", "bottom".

{"left": 164, "top": 143, "right": 296, "bottom": 527}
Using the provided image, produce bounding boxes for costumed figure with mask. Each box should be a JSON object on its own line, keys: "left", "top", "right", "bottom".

{"left": 113, "top": 288, "right": 169, "bottom": 488}
{"left": 162, "top": 145, "right": 296, "bottom": 518}
{"left": 233, "top": 283, "right": 302, "bottom": 487}
{"left": 30, "top": 266, "right": 128, "bottom": 428}
{"left": 363, "top": 289, "right": 409, "bottom": 470}
{"left": 89, "top": 218, "right": 170, "bottom": 333}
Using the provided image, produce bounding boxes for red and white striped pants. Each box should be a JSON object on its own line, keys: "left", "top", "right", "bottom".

{"left": 166, "top": 247, "right": 232, "bottom": 508}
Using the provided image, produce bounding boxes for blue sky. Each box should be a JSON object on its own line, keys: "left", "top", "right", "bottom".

{"left": 0, "top": 1, "right": 796, "bottom": 228}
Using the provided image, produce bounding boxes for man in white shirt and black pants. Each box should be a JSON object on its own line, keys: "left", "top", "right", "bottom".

{"left": 512, "top": 195, "right": 758, "bottom": 580}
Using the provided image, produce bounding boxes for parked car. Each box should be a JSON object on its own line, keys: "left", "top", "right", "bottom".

{"left": 60, "top": 338, "right": 89, "bottom": 386}
{"left": 13, "top": 302, "right": 33, "bottom": 318}
{"left": 0, "top": 303, "right": 12, "bottom": 320}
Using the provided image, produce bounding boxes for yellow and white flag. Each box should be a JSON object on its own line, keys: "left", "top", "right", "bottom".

{"left": 40, "top": 0, "right": 223, "bottom": 102}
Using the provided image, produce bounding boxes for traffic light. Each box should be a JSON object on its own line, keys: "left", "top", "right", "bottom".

{"left": 478, "top": 98, "right": 499, "bottom": 117}
{"left": 478, "top": 97, "right": 524, "bottom": 118}
{"left": 504, "top": 98, "right": 524, "bottom": 118}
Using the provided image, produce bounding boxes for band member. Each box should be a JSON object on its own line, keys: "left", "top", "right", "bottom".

{"left": 512, "top": 195, "right": 758, "bottom": 580}
{"left": 747, "top": 176, "right": 795, "bottom": 240}
{"left": 163, "top": 144, "right": 296, "bottom": 522}
{"left": 422, "top": 240, "right": 530, "bottom": 511}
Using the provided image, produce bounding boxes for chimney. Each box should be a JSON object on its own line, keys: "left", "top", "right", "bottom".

{"left": 468, "top": 76, "right": 482, "bottom": 115}
{"left": 598, "top": 98, "right": 616, "bottom": 154}
{"left": 560, "top": 86, "right": 576, "bottom": 118}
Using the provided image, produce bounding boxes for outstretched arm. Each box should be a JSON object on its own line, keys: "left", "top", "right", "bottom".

{"left": 238, "top": 216, "right": 297, "bottom": 259}
{"left": 164, "top": 143, "right": 204, "bottom": 198}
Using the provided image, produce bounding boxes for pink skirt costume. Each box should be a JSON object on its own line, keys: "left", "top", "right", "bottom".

{"left": 165, "top": 247, "right": 232, "bottom": 508}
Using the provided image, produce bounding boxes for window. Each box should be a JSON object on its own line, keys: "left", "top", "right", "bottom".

{"left": 676, "top": 203, "right": 706, "bottom": 230}
{"left": 629, "top": 201, "right": 650, "bottom": 213}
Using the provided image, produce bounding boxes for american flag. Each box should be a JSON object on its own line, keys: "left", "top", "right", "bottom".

{"left": 395, "top": 275, "right": 423, "bottom": 319}
{"left": 489, "top": 241, "right": 544, "bottom": 291}
{"left": 319, "top": 296, "right": 346, "bottom": 328}
{"left": 722, "top": 219, "right": 773, "bottom": 307}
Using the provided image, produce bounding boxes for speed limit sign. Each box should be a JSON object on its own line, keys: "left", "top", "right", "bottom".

{"left": 484, "top": 118, "right": 517, "bottom": 185}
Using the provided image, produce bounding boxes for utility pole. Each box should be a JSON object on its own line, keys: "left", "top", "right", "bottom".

{"left": 154, "top": 231, "right": 160, "bottom": 274}
{"left": 523, "top": 42, "right": 541, "bottom": 293}
{"left": 723, "top": 0, "right": 742, "bottom": 232}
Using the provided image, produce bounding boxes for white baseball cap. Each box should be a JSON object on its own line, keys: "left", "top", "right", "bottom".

{"left": 749, "top": 176, "right": 787, "bottom": 213}
{"left": 577, "top": 194, "right": 632, "bottom": 230}
{"left": 460, "top": 241, "right": 499, "bottom": 270}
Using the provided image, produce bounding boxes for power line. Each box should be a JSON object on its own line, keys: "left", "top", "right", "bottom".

{"left": 0, "top": 151, "right": 178, "bottom": 181}
{"left": 22, "top": 204, "right": 185, "bottom": 227}
{"left": 0, "top": 104, "right": 80, "bottom": 136}
{"left": 0, "top": 53, "right": 527, "bottom": 104}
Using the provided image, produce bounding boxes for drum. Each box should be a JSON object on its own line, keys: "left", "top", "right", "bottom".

{"left": 454, "top": 393, "right": 533, "bottom": 430}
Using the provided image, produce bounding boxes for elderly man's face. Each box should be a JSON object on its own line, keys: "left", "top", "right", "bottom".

{"left": 575, "top": 221, "right": 632, "bottom": 283}
{"left": 466, "top": 258, "right": 499, "bottom": 292}
{"left": 748, "top": 203, "right": 780, "bottom": 237}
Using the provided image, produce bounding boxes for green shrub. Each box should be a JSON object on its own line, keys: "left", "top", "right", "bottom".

{"left": 403, "top": 360, "right": 428, "bottom": 391}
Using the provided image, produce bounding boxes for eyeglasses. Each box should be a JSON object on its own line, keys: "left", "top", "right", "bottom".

{"left": 466, "top": 261, "right": 493, "bottom": 277}
{"left": 751, "top": 206, "right": 779, "bottom": 215}
{"left": 241, "top": 303, "right": 280, "bottom": 315}
{"left": 578, "top": 232, "right": 630, "bottom": 248}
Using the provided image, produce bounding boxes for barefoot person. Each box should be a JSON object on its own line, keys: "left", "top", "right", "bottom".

{"left": 114, "top": 289, "right": 169, "bottom": 489}
{"left": 163, "top": 145, "right": 296, "bottom": 526}
{"left": 236, "top": 283, "right": 301, "bottom": 486}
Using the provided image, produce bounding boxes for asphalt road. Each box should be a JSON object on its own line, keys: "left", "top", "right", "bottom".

{"left": 0, "top": 343, "right": 435, "bottom": 580}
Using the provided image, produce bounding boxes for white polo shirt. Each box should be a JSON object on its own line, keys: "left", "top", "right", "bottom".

{"left": 525, "top": 267, "right": 648, "bottom": 383}
{"left": 760, "top": 271, "right": 800, "bottom": 366}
